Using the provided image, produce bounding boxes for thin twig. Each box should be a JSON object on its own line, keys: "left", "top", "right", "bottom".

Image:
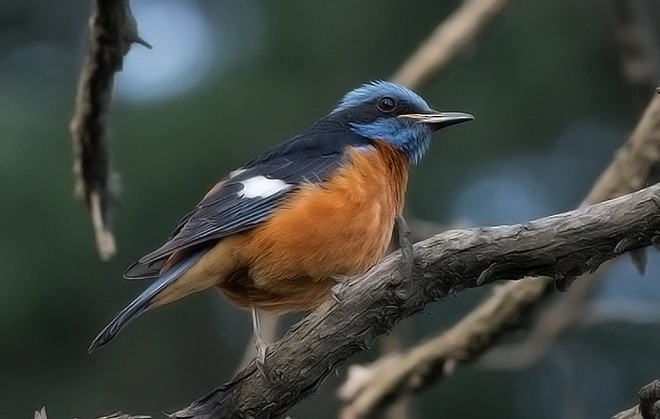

{"left": 392, "top": 0, "right": 508, "bottom": 90}
{"left": 70, "top": 0, "right": 150, "bottom": 260}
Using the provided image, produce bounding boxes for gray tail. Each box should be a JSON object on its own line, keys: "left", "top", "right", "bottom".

{"left": 88, "top": 250, "right": 207, "bottom": 353}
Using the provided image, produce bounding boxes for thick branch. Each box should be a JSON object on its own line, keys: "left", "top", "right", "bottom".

{"left": 481, "top": 91, "right": 660, "bottom": 366}
{"left": 171, "top": 183, "right": 660, "bottom": 418}
{"left": 70, "top": 0, "right": 149, "bottom": 260}
{"left": 339, "top": 92, "right": 660, "bottom": 418}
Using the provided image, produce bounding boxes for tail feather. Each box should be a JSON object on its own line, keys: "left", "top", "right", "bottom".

{"left": 122, "top": 259, "right": 163, "bottom": 280}
{"left": 88, "top": 250, "right": 207, "bottom": 353}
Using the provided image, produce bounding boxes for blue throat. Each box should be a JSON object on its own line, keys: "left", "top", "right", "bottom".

{"left": 351, "top": 118, "right": 433, "bottom": 164}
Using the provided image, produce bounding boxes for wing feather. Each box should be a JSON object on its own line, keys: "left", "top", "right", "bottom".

{"left": 124, "top": 121, "right": 371, "bottom": 278}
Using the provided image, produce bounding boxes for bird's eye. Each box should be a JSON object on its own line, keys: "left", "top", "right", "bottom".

{"left": 377, "top": 96, "right": 397, "bottom": 112}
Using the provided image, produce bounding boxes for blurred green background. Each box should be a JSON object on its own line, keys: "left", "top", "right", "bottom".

{"left": 2, "top": 0, "right": 660, "bottom": 418}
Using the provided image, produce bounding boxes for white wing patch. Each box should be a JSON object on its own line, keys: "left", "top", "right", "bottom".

{"left": 239, "top": 176, "right": 291, "bottom": 198}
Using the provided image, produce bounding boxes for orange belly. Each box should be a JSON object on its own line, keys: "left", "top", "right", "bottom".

{"left": 217, "top": 142, "right": 410, "bottom": 313}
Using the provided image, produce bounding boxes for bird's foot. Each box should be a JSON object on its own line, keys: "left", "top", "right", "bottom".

{"left": 250, "top": 305, "right": 271, "bottom": 378}
{"left": 331, "top": 275, "right": 350, "bottom": 303}
{"left": 254, "top": 335, "right": 269, "bottom": 377}
{"left": 395, "top": 214, "right": 414, "bottom": 278}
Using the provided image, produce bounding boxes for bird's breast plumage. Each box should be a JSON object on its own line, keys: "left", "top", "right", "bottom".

{"left": 218, "top": 140, "right": 410, "bottom": 312}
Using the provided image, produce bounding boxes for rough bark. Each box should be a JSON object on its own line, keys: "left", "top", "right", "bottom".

{"left": 171, "top": 183, "right": 660, "bottom": 418}
{"left": 339, "top": 91, "right": 660, "bottom": 419}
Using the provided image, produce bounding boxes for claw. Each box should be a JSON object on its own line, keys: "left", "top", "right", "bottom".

{"left": 251, "top": 306, "right": 269, "bottom": 378}
{"left": 254, "top": 334, "right": 268, "bottom": 376}
{"left": 331, "top": 275, "right": 349, "bottom": 303}
{"left": 395, "top": 214, "right": 414, "bottom": 278}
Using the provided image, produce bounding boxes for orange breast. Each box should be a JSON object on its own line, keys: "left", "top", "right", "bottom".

{"left": 218, "top": 141, "right": 410, "bottom": 313}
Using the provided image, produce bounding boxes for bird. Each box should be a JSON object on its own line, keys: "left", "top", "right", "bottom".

{"left": 88, "top": 81, "right": 473, "bottom": 360}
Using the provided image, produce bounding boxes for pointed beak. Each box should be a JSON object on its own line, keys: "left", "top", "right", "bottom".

{"left": 399, "top": 111, "right": 474, "bottom": 131}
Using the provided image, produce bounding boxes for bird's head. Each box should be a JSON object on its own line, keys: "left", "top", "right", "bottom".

{"left": 331, "top": 81, "right": 473, "bottom": 163}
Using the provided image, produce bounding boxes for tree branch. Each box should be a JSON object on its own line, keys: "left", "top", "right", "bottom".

{"left": 70, "top": 0, "right": 150, "bottom": 260}
{"left": 338, "top": 91, "right": 660, "bottom": 418}
{"left": 481, "top": 88, "right": 660, "bottom": 368}
{"left": 392, "top": 0, "right": 508, "bottom": 89}
{"left": 169, "top": 182, "right": 660, "bottom": 418}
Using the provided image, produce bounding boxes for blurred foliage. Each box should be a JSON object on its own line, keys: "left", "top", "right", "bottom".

{"left": 1, "top": 0, "right": 659, "bottom": 418}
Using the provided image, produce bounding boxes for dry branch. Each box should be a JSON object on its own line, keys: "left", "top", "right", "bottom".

{"left": 169, "top": 182, "right": 660, "bottom": 418}
{"left": 338, "top": 91, "right": 660, "bottom": 418}
{"left": 610, "top": 0, "right": 660, "bottom": 94}
{"left": 392, "top": 0, "right": 508, "bottom": 89}
{"left": 481, "top": 89, "right": 660, "bottom": 366}
{"left": 70, "top": 0, "right": 149, "bottom": 260}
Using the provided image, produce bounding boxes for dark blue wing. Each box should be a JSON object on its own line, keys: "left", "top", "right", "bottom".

{"left": 124, "top": 122, "right": 370, "bottom": 279}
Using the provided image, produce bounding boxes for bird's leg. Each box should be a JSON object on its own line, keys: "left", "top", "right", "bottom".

{"left": 395, "top": 214, "right": 414, "bottom": 278}
{"left": 251, "top": 305, "right": 268, "bottom": 373}
{"left": 332, "top": 216, "right": 413, "bottom": 304}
